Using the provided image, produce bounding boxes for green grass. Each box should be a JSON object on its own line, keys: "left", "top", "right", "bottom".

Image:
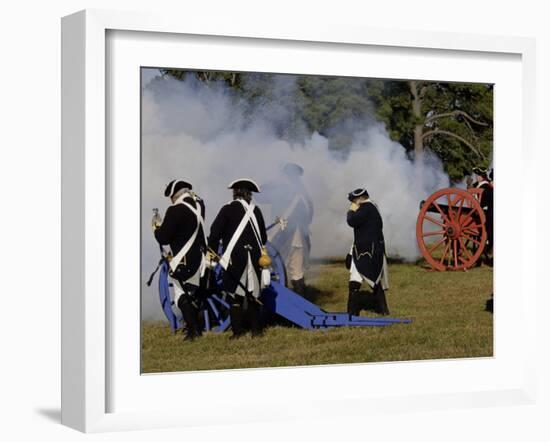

{"left": 141, "top": 260, "right": 493, "bottom": 373}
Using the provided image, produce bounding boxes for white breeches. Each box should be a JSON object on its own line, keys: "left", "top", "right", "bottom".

{"left": 234, "top": 252, "right": 261, "bottom": 298}
{"left": 287, "top": 246, "right": 305, "bottom": 281}
{"left": 349, "top": 256, "right": 390, "bottom": 290}
{"left": 171, "top": 263, "right": 202, "bottom": 305}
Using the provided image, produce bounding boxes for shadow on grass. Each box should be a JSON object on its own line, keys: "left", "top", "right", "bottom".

{"left": 305, "top": 284, "right": 379, "bottom": 315}
{"left": 278, "top": 283, "right": 378, "bottom": 315}
{"left": 302, "top": 284, "right": 330, "bottom": 304}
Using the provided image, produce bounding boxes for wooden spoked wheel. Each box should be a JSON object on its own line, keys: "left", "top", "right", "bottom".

{"left": 416, "top": 188, "right": 487, "bottom": 271}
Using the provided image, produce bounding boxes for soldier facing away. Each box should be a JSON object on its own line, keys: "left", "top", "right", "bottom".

{"left": 473, "top": 166, "right": 494, "bottom": 313}
{"left": 256, "top": 163, "right": 313, "bottom": 296}
{"left": 346, "top": 188, "right": 390, "bottom": 316}
{"left": 207, "top": 179, "right": 268, "bottom": 339}
{"left": 153, "top": 179, "right": 207, "bottom": 341}
{"left": 472, "top": 166, "right": 494, "bottom": 265}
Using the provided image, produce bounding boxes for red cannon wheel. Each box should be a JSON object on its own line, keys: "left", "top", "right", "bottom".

{"left": 416, "top": 188, "right": 487, "bottom": 271}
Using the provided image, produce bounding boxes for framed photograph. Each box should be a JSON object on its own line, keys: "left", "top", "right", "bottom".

{"left": 62, "top": 9, "right": 537, "bottom": 432}
{"left": 140, "top": 66, "right": 493, "bottom": 374}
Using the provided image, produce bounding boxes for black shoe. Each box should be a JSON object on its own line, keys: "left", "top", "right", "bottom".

{"left": 485, "top": 297, "right": 493, "bottom": 313}
{"left": 183, "top": 333, "right": 197, "bottom": 342}
{"left": 373, "top": 284, "right": 390, "bottom": 316}
{"left": 291, "top": 278, "right": 306, "bottom": 296}
{"left": 247, "top": 299, "right": 264, "bottom": 337}
{"left": 347, "top": 281, "right": 362, "bottom": 316}
{"left": 380, "top": 293, "right": 390, "bottom": 316}
{"left": 178, "top": 297, "right": 202, "bottom": 340}
{"left": 230, "top": 303, "right": 245, "bottom": 337}
{"left": 251, "top": 329, "right": 264, "bottom": 338}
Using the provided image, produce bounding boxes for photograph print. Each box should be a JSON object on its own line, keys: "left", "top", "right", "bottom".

{"left": 141, "top": 67, "right": 494, "bottom": 373}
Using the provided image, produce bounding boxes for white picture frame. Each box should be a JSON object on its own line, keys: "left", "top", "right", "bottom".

{"left": 61, "top": 9, "right": 537, "bottom": 433}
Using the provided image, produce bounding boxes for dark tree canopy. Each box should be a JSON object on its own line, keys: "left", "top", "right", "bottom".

{"left": 366, "top": 79, "right": 493, "bottom": 180}
{"left": 156, "top": 69, "right": 493, "bottom": 182}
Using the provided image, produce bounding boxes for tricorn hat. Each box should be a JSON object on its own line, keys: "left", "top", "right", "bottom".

{"left": 228, "top": 178, "right": 261, "bottom": 193}
{"left": 472, "top": 166, "right": 489, "bottom": 178}
{"left": 282, "top": 162, "right": 304, "bottom": 177}
{"left": 164, "top": 179, "right": 193, "bottom": 198}
{"left": 348, "top": 188, "right": 369, "bottom": 202}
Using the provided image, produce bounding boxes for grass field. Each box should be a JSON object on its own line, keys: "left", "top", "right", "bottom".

{"left": 141, "top": 260, "right": 493, "bottom": 373}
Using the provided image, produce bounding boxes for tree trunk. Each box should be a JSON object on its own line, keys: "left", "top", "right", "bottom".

{"left": 413, "top": 124, "right": 424, "bottom": 157}
{"left": 409, "top": 81, "right": 424, "bottom": 157}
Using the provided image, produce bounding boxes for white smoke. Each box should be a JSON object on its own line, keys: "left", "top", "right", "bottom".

{"left": 140, "top": 71, "right": 449, "bottom": 320}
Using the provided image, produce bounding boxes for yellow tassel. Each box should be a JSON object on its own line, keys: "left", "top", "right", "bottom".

{"left": 258, "top": 247, "right": 272, "bottom": 268}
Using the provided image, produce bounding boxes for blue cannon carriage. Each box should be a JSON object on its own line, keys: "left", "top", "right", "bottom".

{"left": 153, "top": 242, "right": 411, "bottom": 334}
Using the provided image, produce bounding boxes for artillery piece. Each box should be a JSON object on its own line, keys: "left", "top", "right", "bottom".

{"left": 152, "top": 241, "right": 411, "bottom": 334}
{"left": 416, "top": 187, "right": 487, "bottom": 271}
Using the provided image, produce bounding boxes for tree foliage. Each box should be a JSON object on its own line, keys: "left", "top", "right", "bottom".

{"left": 159, "top": 69, "right": 493, "bottom": 181}
{"left": 366, "top": 79, "right": 493, "bottom": 180}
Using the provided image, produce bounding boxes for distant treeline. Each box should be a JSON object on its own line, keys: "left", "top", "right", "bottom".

{"left": 161, "top": 70, "right": 493, "bottom": 182}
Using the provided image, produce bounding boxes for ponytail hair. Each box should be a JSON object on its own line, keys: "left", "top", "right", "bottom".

{"left": 233, "top": 188, "right": 252, "bottom": 203}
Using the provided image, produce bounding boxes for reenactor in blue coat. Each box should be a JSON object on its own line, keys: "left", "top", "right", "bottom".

{"left": 207, "top": 179, "right": 268, "bottom": 339}
{"left": 473, "top": 167, "right": 494, "bottom": 312}
{"left": 154, "top": 180, "right": 207, "bottom": 341}
{"left": 346, "top": 188, "right": 390, "bottom": 316}
{"left": 257, "top": 163, "right": 313, "bottom": 295}
{"left": 473, "top": 166, "right": 494, "bottom": 266}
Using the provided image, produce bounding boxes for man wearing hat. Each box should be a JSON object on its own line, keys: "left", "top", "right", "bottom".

{"left": 472, "top": 166, "right": 494, "bottom": 312}
{"left": 346, "top": 188, "right": 390, "bottom": 316}
{"left": 472, "top": 166, "right": 494, "bottom": 266}
{"left": 207, "top": 178, "right": 268, "bottom": 338}
{"left": 154, "top": 179, "right": 207, "bottom": 341}
{"left": 257, "top": 162, "right": 314, "bottom": 296}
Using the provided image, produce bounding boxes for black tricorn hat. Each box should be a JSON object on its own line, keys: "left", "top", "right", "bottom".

{"left": 164, "top": 179, "right": 193, "bottom": 198}
{"left": 228, "top": 178, "right": 261, "bottom": 193}
{"left": 472, "top": 166, "right": 489, "bottom": 178}
{"left": 283, "top": 162, "right": 304, "bottom": 177}
{"left": 348, "top": 188, "right": 369, "bottom": 202}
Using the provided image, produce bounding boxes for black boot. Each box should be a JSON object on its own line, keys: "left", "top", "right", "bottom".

{"left": 372, "top": 284, "right": 382, "bottom": 315}
{"left": 485, "top": 295, "right": 493, "bottom": 313}
{"left": 247, "top": 299, "right": 264, "bottom": 338}
{"left": 380, "top": 291, "right": 390, "bottom": 316}
{"left": 291, "top": 278, "right": 306, "bottom": 296}
{"left": 178, "top": 297, "right": 201, "bottom": 341}
{"left": 347, "top": 281, "right": 362, "bottom": 316}
{"left": 373, "top": 283, "right": 390, "bottom": 316}
{"left": 229, "top": 299, "right": 246, "bottom": 340}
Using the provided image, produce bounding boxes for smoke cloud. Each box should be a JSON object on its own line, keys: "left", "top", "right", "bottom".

{"left": 140, "top": 70, "right": 449, "bottom": 320}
